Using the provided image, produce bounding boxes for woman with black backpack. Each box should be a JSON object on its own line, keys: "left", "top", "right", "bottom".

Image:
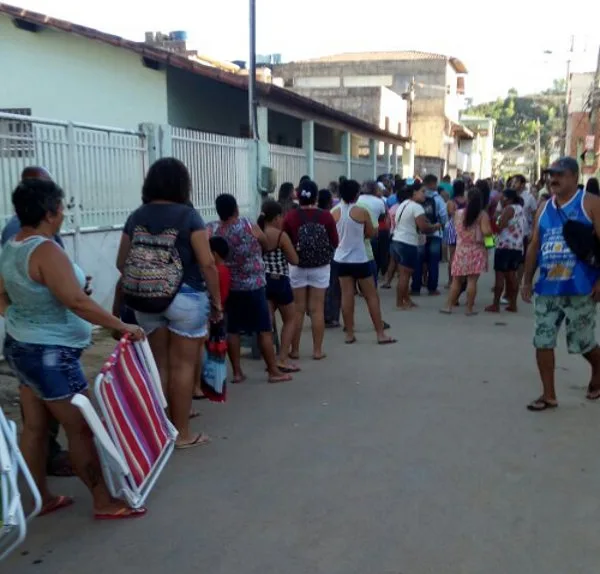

{"left": 283, "top": 180, "right": 339, "bottom": 361}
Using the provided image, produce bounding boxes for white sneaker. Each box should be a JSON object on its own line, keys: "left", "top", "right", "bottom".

{"left": 500, "top": 297, "right": 509, "bottom": 305}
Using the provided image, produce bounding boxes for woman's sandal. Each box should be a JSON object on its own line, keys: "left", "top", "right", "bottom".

{"left": 377, "top": 337, "right": 397, "bottom": 345}
{"left": 39, "top": 495, "right": 74, "bottom": 517}
{"left": 268, "top": 373, "right": 293, "bottom": 384}
{"left": 526, "top": 397, "right": 558, "bottom": 412}
{"left": 277, "top": 363, "right": 301, "bottom": 373}
{"left": 94, "top": 507, "right": 147, "bottom": 521}
{"left": 586, "top": 384, "right": 600, "bottom": 401}
{"left": 175, "top": 433, "right": 211, "bottom": 450}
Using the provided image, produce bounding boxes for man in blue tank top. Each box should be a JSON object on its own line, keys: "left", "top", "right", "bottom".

{"left": 522, "top": 157, "right": 600, "bottom": 411}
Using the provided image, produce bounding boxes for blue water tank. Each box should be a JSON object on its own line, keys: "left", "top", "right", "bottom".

{"left": 170, "top": 30, "right": 187, "bottom": 41}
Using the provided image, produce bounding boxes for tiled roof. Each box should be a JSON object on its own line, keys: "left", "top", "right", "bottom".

{"left": 301, "top": 51, "right": 468, "bottom": 74}
{"left": 0, "top": 3, "right": 409, "bottom": 144}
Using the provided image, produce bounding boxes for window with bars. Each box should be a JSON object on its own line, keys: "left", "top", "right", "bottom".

{"left": 0, "top": 108, "right": 33, "bottom": 157}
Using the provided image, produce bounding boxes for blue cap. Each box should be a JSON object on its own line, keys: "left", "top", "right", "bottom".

{"left": 546, "top": 157, "right": 579, "bottom": 175}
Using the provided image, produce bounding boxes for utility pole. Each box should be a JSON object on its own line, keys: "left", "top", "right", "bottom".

{"left": 535, "top": 118, "right": 542, "bottom": 182}
{"left": 248, "top": 0, "right": 257, "bottom": 140}
{"left": 562, "top": 35, "right": 575, "bottom": 156}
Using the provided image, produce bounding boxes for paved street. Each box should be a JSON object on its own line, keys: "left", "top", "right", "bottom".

{"left": 6, "top": 270, "right": 600, "bottom": 574}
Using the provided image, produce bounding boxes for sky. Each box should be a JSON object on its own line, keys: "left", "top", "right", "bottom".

{"left": 14, "top": 0, "right": 600, "bottom": 103}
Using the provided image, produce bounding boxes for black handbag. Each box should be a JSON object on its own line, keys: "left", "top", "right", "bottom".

{"left": 557, "top": 204, "right": 600, "bottom": 268}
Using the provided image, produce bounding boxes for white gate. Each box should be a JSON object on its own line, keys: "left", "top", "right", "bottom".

{"left": 171, "top": 128, "right": 251, "bottom": 219}
{"left": 270, "top": 144, "right": 305, "bottom": 191}
{"left": 314, "top": 152, "right": 346, "bottom": 188}
{"left": 0, "top": 112, "right": 147, "bottom": 232}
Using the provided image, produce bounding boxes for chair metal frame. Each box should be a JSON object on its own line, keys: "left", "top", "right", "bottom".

{"left": 72, "top": 338, "right": 177, "bottom": 509}
{"left": 0, "top": 408, "right": 41, "bottom": 561}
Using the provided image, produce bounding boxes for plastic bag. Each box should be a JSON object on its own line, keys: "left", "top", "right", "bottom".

{"left": 200, "top": 320, "right": 228, "bottom": 402}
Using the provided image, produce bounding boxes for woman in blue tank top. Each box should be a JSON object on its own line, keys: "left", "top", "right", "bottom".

{"left": 0, "top": 179, "right": 144, "bottom": 519}
{"left": 522, "top": 157, "right": 600, "bottom": 411}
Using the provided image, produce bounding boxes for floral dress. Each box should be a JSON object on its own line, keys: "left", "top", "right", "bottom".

{"left": 451, "top": 209, "right": 488, "bottom": 277}
{"left": 208, "top": 218, "right": 265, "bottom": 291}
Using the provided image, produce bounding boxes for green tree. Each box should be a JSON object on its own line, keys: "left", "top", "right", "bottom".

{"left": 465, "top": 80, "right": 566, "bottom": 158}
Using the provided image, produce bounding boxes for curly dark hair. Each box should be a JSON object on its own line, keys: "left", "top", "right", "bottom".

{"left": 12, "top": 179, "right": 64, "bottom": 228}
{"left": 142, "top": 158, "right": 191, "bottom": 204}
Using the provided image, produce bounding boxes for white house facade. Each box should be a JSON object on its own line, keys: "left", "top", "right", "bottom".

{"left": 0, "top": 14, "right": 169, "bottom": 128}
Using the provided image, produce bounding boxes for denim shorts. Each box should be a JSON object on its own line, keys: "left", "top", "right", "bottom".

{"left": 4, "top": 336, "right": 88, "bottom": 401}
{"left": 135, "top": 283, "right": 210, "bottom": 338}
{"left": 391, "top": 241, "right": 419, "bottom": 270}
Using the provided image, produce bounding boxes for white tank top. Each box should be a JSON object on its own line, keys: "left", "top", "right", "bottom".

{"left": 333, "top": 203, "right": 368, "bottom": 264}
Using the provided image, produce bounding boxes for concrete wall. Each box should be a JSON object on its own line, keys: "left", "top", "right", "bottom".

{"left": 413, "top": 116, "right": 446, "bottom": 158}
{"left": 292, "top": 86, "right": 382, "bottom": 126}
{"left": 0, "top": 14, "right": 168, "bottom": 129}
{"left": 167, "top": 67, "right": 248, "bottom": 136}
{"left": 414, "top": 156, "right": 445, "bottom": 179}
{"left": 569, "top": 73, "right": 595, "bottom": 114}
{"left": 268, "top": 110, "right": 302, "bottom": 147}
{"left": 275, "top": 58, "right": 458, "bottom": 161}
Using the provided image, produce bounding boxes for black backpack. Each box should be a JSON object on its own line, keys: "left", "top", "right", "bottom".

{"left": 296, "top": 209, "right": 333, "bottom": 268}
{"left": 422, "top": 195, "right": 439, "bottom": 226}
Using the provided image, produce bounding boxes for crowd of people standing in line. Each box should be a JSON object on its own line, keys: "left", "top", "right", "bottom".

{"left": 2, "top": 155, "right": 600, "bottom": 525}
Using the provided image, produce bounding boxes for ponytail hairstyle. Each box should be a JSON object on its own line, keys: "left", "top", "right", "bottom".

{"left": 502, "top": 188, "right": 524, "bottom": 207}
{"left": 257, "top": 199, "right": 283, "bottom": 230}
{"left": 464, "top": 189, "right": 483, "bottom": 228}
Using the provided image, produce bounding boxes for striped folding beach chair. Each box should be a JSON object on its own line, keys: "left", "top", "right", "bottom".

{"left": 0, "top": 407, "right": 41, "bottom": 561}
{"left": 72, "top": 337, "right": 177, "bottom": 509}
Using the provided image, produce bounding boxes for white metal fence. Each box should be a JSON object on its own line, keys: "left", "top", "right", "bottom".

{"left": 314, "top": 152, "right": 346, "bottom": 188}
{"left": 0, "top": 112, "right": 147, "bottom": 231}
{"left": 270, "top": 144, "right": 305, "bottom": 191}
{"left": 171, "top": 128, "right": 251, "bottom": 219}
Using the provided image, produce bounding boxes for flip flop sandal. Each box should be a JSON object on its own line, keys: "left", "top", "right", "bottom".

{"left": 268, "top": 373, "right": 293, "bottom": 383}
{"left": 231, "top": 375, "right": 247, "bottom": 384}
{"left": 192, "top": 394, "right": 208, "bottom": 401}
{"left": 277, "top": 364, "right": 301, "bottom": 373}
{"left": 312, "top": 354, "right": 327, "bottom": 361}
{"left": 189, "top": 410, "right": 201, "bottom": 420}
{"left": 175, "top": 433, "right": 211, "bottom": 450}
{"left": 39, "top": 495, "right": 74, "bottom": 517}
{"left": 439, "top": 309, "right": 452, "bottom": 315}
{"left": 95, "top": 507, "right": 147, "bottom": 521}
{"left": 345, "top": 337, "right": 357, "bottom": 345}
{"left": 378, "top": 338, "right": 397, "bottom": 345}
{"left": 526, "top": 398, "right": 558, "bottom": 412}
{"left": 586, "top": 385, "right": 600, "bottom": 401}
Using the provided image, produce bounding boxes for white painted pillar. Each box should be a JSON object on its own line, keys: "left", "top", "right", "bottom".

{"left": 243, "top": 106, "right": 270, "bottom": 217}
{"left": 369, "top": 138, "right": 377, "bottom": 180}
{"left": 402, "top": 142, "right": 415, "bottom": 179}
{"left": 302, "top": 120, "right": 315, "bottom": 179}
{"left": 384, "top": 142, "right": 391, "bottom": 174}
{"left": 392, "top": 144, "right": 399, "bottom": 174}
{"left": 342, "top": 131, "right": 352, "bottom": 178}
